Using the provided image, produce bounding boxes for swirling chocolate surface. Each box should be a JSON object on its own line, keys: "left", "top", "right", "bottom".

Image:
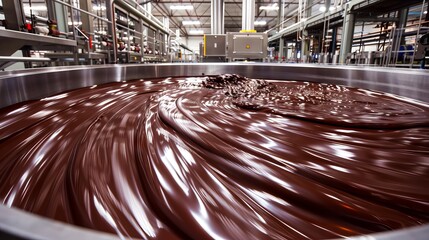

{"left": 0, "top": 75, "right": 428, "bottom": 239}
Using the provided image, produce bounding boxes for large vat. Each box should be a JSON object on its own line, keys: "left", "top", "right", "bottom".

{"left": 0, "top": 63, "right": 428, "bottom": 239}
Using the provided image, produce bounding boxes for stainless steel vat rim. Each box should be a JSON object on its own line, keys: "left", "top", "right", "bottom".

{"left": 0, "top": 204, "right": 119, "bottom": 240}
{"left": 1, "top": 203, "right": 428, "bottom": 240}
{"left": 1, "top": 63, "right": 429, "bottom": 110}
{"left": 1, "top": 63, "right": 429, "bottom": 79}
{"left": 0, "top": 63, "right": 428, "bottom": 239}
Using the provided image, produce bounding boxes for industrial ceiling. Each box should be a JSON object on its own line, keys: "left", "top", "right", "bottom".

{"left": 143, "top": 0, "right": 304, "bottom": 36}
{"left": 19, "top": 0, "right": 427, "bottom": 37}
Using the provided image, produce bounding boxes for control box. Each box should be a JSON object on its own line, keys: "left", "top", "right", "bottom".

{"left": 204, "top": 34, "right": 226, "bottom": 57}
{"left": 226, "top": 32, "right": 268, "bottom": 60}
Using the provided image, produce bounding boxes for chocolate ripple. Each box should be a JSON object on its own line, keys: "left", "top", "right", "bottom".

{"left": 0, "top": 75, "right": 428, "bottom": 239}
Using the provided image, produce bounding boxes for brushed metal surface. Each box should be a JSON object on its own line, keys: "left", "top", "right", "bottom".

{"left": 226, "top": 33, "right": 268, "bottom": 59}
{"left": 0, "top": 205, "right": 119, "bottom": 240}
{"left": 1, "top": 63, "right": 428, "bottom": 109}
{"left": 204, "top": 35, "right": 226, "bottom": 56}
{"left": 0, "top": 63, "right": 428, "bottom": 239}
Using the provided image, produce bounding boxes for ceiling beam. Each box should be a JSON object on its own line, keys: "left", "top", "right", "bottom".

{"left": 153, "top": 2, "right": 188, "bottom": 36}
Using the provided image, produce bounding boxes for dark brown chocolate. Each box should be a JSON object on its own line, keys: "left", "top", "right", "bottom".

{"left": 0, "top": 75, "right": 428, "bottom": 239}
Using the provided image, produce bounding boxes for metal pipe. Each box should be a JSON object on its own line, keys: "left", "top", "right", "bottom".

{"left": 410, "top": 0, "right": 426, "bottom": 68}
{"left": 242, "top": 0, "right": 255, "bottom": 31}
{"left": 74, "top": 26, "right": 89, "bottom": 40}
{"left": 339, "top": 3, "right": 355, "bottom": 64}
{"left": 277, "top": 0, "right": 285, "bottom": 31}
{"left": 109, "top": 0, "right": 118, "bottom": 64}
{"left": 211, "top": 0, "right": 225, "bottom": 34}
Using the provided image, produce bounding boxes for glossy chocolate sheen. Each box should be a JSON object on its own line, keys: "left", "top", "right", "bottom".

{"left": 0, "top": 75, "right": 428, "bottom": 239}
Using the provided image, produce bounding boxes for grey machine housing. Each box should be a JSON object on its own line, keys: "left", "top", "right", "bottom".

{"left": 226, "top": 32, "right": 268, "bottom": 61}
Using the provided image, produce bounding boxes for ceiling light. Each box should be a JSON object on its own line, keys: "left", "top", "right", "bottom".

{"left": 319, "top": 6, "right": 327, "bottom": 12}
{"left": 425, "top": 10, "right": 428, "bottom": 14}
{"left": 329, "top": 6, "right": 336, "bottom": 11}
{"left": 260, "top": 4, "right": 279, "bottom": 11}
{"left": 170, "top": 5, "right": 193, "bottom": 10}
{"left": 182, "top": 20, "right": 200, "bottom": 25}
{"left": 189, "top": 30, "right": 204, "bottom": 35}
{"left": 254, "top": 21, "right": 267, "bottom": 26}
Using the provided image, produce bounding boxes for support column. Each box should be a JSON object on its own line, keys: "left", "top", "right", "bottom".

{"left": 211, "top": 0, "right": 224, "bottom": 34}
{"left": 426, "top": 3, "right": 429, "bottom": 24}
{"left": 146, "top": 2, "right": 152, "bottom": 15}
{"left": 325, "top": 0, "right": 331, "bottom": 13}
{"left": 300, "top": 0, "right": 312, "bottom": 62}
{"left": 79, "top": 0, "right": 94, "bottom": 37}
{"left": 279, "top": 37, "right": 285, "bottom": 60}
{"left": 330, "top": 27, "right": 338, "bottom": 54}
{"left": 106, "top": 0, "right": 117, "bottom": 63}
{"left": 277, "top": 0, "right": 285, "bottom": 62}
{"left": 294, "top": 42, "right": 299, "bottom": 59}
{"left": 392, "top": 8, "right": 409, "bottom": 52}
{"left": 45, "top": 0, "right": 68, "bottom": 34}
{"left": 163, "top": 17, "right": 170, "bottom": 56}
{"left": 301, "top": 30, "right": 309, "bottom": 62}
{"left": 242, "top": 0, "right": 255, "bottom": 31}
{"left": 46, "top": 0, "right": 56, "bottom": 20}
{"left": 3, "top": 0, "right": 25, "bottom": 31}
{"left": 284, "top": 42, "right": 289, "bottom": 60}
{"left": 277, "top": 0, "right": 285, "bottom": 31}
{"left": 306, "top": 0, "right": 313, "bottom": 18}
{"left": 339, "top": 8, "right": 355, "bottom": 64}
{"left": 106, "top": 0, "right": 114, "bottom": 37}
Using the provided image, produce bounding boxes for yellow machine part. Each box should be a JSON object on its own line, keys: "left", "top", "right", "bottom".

{"left": 239, "top": 30, "right": 257, "bottom": 33}
{"left": 203, "top": 35, "right": 207, "bottom": 56}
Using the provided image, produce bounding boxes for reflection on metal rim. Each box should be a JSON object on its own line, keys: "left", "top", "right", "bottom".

{"left": 0, "top": 63, "right": 428, "bottom": 109}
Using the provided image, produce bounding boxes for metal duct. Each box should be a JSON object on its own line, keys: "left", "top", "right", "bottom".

{"left": 211, "top": 0, "right": 225, "bottom": 34}
{"left": 242, "top": 0, "right": 255, "bottom": 31}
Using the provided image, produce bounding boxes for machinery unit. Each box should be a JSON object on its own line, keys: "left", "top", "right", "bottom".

{"left": 226, "top": 32, "right": 268, "bottom": 61}
{"left": 202, "top": 34, "right": 226, "bottom": 62}
{"left": 204, "top": 34, "right": 226, "bottom": 57}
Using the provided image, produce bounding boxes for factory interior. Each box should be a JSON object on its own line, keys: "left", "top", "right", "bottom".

{"left": 0, "top": 0, "right": 428, "bottom": 68}
{"left": 0, "top": 1, "right": 429, "bottom": 240}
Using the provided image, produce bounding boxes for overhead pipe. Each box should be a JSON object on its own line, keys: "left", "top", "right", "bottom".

{"left": 211, "top": 0, "right": 224, "bottom": 34}
{"left": 242, "top": 0, "right": 255, "bottom": 31}
{"left": 277, "top": 0, "right": 285, "bottom": 31}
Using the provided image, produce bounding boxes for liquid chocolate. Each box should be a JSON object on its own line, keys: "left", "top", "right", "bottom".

{"left": 0, "top": 75, "right": 428, "bottom": 239}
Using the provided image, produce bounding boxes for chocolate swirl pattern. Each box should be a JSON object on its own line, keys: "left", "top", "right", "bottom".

{"left": 0, "top": 75, "right": 428, "bottom": 239}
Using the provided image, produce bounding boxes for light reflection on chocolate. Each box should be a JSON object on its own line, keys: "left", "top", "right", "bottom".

{"left": 0, "top": 74, "right": 428, "bottom": 239}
